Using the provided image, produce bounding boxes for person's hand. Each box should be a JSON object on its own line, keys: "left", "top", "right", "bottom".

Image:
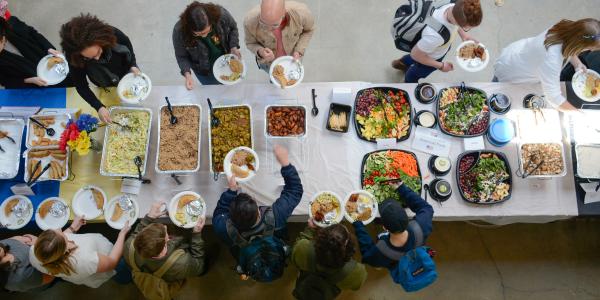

{"left": 192, "top": 216, "right": 205, "bottom": 233}
{"left": 230, "top": 47, "right": 242, "bottom": 59}
{"left": 130, "top": 66, "right": 141, "bottom": 76}
{"left": 24, "top": 77, "right": 48, "bottom": 87}
{"left": 119, "top": 221, "right": 131, "bottom": 237}
{"left": 48, "top": 49, "right": 62, "bottom": 56}
{"left": 462, "top": 34, "right": 479, "bottom": 44}
{"left": 384, "top": 179, "right": 403, "bottom": 190}
{"left": 98, "top": 107, "right": 111, "bottom": 123}
{"left": 10, "top": 235, "right": 35, "bottom": 245}
{"left": 292, "top": 51, "right": 302, "bottom": 61}
{"left": 574, "top": 62, "right": 588, "bottom": 73}
{"left": 439, "top": 61, "right": 454, "bottom": 72}
{"left": 22, "top": 234, "right": 37, "bottom": 246}
{"left": 559, "top": 101, "right": 578, "bottom": 112}
{"left": 148, "top": 201, "right": 166, "bottom": 219}
{"left": 258, "top": 48, "right": 275, "bottom": 62}
{"left": 273, "top": 144, "right": 290, "bottom": 167}
{"left": 228, "top": 175, "right": 238, "bottom": 191}
{"left": 307, "top": 218, "right": 317, "bottom": 229}
{"left": 69, "top": 215, "right": 86, "bottom": 232}
{"left": 184, "top": 73, "right": 194, "bottom": 90}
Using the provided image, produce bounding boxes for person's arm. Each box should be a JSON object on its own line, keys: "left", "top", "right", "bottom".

{"left": 243, "top": 13, "right": 264, "bottom": 57}
{"left": 397, "top": 185, "right": 434, "bottom": 239}
{"left": 113, "top": 27, "right": 137, "bottom": 68}
{"left": 539, "top": 46, "right": 569, "bottom": 110}
{"left": 410, "top": 46, "right": 449, "bottom": 70}
{"left": 336, "top": 263, "right": 368, "bottom": 291}
{"left": 10, "top": 16, "right": 54, "bottom": 51}
{"left": 291, "top": 4, "right": 316, "bottom": 56}
{"left": 96, "top": 222, "right": 130, "bottom": 273}
{"left": 212, "top": 189, "right": 238, "bottom": 246}
{"left": 221, "top": 8, "right": 240, "bottom": 51}
{"left": 568, "top": 55, "right": 587, "bottom": 72}
{"left": 290, "top": 235, "right": 312, "bottom": 271}
{"left": 0, "top": 72, "right": 32, "bottom": 88}
{"left": 172, "top": 24, "right": 193, "bottom": 76}
{"left": 271, "top": 164, "right": 304, "bottom": 228}
{"left": 352, "top": 221, "right": 377, "bottom": 256}
{"left": 71, "top": 67, "right": 104, "bottom": 111}
{"left": 411, "top": 30, "right": 453, "bottom": 71}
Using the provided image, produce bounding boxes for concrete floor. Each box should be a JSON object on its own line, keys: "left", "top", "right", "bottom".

{"left": 4, "top": 1, "right": 600, "bottom": 299}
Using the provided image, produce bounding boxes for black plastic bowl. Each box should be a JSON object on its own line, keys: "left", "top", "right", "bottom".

{"left": 455, "top": 150, "right": 513, "bottom": 205}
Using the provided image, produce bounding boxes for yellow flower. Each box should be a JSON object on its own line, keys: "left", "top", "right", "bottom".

{"left": 72, "top": 131, "right": 91, "bottom": 155}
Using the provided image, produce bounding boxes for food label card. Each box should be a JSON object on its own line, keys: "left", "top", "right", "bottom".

{"left": 376, "top": 138, "right": 397, "bottom": 150}
{"left": 411, "top": 127, "right": 451, "bottom": 157}
{"left": 463, "top": 136, "right": 486, "bottom": 151}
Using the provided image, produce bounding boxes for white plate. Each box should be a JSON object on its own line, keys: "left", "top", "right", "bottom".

{"left": 223, "top": 146, "right": 259, "bottom": 183}
{"left": 213, "top": 54, "right": 247, "bottom": 85}
{"left": 35, "top": 197, "right": 69, "bottom": 230}
{"left": 72, "top": 185, "right": 107, "bottom": 220}
{"left": 455, "top": 41, "right": 490, "bottom": 72}
{"left": 572, "top": 69, "right": 600, "bottom": 103}
{"left": 36, "top": 54, "right": 69, "bottom": 86}
{"left": 104, "top": 195, "right": 139, "bottom": 229}
{"left": 0, "top": 118, "right": 24, "bottom": 179}
{"left": 117, "top": 73, "right": 152, "bottom": 104}
{"left": 269, "top": 56, "right": 304, "bottom": 89}
{"left": 168, "top": 191, "right": 206, "bottom": 228}
{"left": 0, "top": 195, "right": 33, "bottom": 230}
{"left": 343, "top": 190, "right": 378, "bottom": 225}
{"left": 309, "top": 191, "right": 345, "bottom": 228}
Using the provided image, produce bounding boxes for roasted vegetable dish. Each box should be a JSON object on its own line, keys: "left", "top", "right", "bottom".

{"left": 210, "top": 106, "right": 252, "bottom": 173}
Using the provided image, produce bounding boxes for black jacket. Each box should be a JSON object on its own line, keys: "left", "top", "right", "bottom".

{"left": 172, "top": 6, "right": 240, "bottom": 76}
{"left": 0, "top": 16, "right": 57, "bottom": 88}
{"left": 70, "top": 27, "right": 138, "bottom": 111}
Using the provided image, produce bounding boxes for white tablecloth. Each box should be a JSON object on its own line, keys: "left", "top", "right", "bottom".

{"left": 123, "top": 82, "right": 578, "bottom": 225}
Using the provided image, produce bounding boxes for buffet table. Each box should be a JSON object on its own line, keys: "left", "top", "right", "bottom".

{"left": 0, "top": 82, "right": 583, "bottom": 226}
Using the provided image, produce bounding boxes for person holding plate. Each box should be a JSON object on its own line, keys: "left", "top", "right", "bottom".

{"left": 244, "top": 0, "right": 315, "bottom": 72}
{"left": 0, "top": 15, "right": 66, "bottom": 88}
{"left": 494, "top": 18, "right": 600, "bottom": 111}
{"left": 173, "top": 1, "right": 241, "bottom": 89}
{"left": 1, "top": 235, "right": 55, "bottom": 292}
{"left": 60, "top": 14, "right": 141, "bottom": 123}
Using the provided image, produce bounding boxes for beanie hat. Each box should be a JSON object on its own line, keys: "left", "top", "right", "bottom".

{"left": 378, "top": 199, "right": 408, "bottom": 233}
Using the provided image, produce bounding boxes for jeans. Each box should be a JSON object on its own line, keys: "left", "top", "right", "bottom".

{"left": 112, "top": 257, "right": 132, "bottom": 284}
{"left": 195, "top": 72, "right": 221, "bottom": 85}
{"left": 401, "top": 54, "right": 444, "bottom": 83}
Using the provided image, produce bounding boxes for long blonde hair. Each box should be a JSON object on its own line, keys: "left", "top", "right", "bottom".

{"left": 34, "top": 230, "right": 77, "bottom": 276}
{"left": 545, "top": 18, "right": 600, "bottom": 58}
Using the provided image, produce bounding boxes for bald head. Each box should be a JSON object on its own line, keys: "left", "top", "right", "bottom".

{"left": 260, "top": 0, "right": 286, "bottom": 26}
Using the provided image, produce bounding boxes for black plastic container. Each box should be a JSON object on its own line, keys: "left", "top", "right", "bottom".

{"left": 436, "top": 83, "right": 489, "bottom": 138}
{"left": 415, "top": 83, "right": 437, "bottom": 104}
{"left": 326, "top": 103, "right": 352, "bottom": 133}
{"left": 360, "top": 149, "right": 422, "bottom": 195}
{"left": 354, "top": 87, "right": 413, "bottom": 143}
{"left": 414, "top": 110, "right": 437, "bottom": 128}
{"left": 455, "top": 150, "right": 513, "bottom": 204}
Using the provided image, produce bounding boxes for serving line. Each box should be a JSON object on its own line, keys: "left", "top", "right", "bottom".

{"left": 64, "top": 82, "right": 578, "bottom": 225}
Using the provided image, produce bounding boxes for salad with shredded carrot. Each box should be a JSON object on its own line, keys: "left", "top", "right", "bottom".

{"left": 361, "top": 150, "right": 421, "bottom": 203}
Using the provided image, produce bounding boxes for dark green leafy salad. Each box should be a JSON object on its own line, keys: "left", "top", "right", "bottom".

{"left": 458, "top": 152, "right": 511, "bottom": 203}
{"left": 438, "top": 87, "right": 489, "bottom": 136}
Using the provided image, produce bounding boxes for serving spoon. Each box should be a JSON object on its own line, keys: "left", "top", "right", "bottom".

{"left": 29, "top": 117, "right": 55, "bottom": 137}
{"left": 165, "top": 97, "right": 178, "bottom": 125}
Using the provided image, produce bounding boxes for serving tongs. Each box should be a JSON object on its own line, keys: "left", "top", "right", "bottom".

{"left": 516, "top": 151, "right": 545, "bottom": 179}
{"left": 27, "top": 163, "right": 51, "bottom": 186}
{"left": 0, "top": 131, "right": 16, "bottom": 143}
{"left": 459, "top": 82, "right": 467, "bottom": 99}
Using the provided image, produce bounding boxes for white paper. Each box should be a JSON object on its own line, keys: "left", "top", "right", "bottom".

{"left": 580, "top": 182, "right": 600, "bottom": 204}
{"left": 377, "top": 138, "right": 397, "bottom": 150}
{"left": 464, "top": 136, "right": 486, "bottom": 151}
{"left": 121, "top": 178, "right": 142, "bottom": 195}
{"left": 10, "top": 184, "right": 35, "bottom": 196}
{"left": 411, "top": 127, "right": 451, "bottom": 157}
{"left": 331, "top": 88, "right": 353, "bottom": 105}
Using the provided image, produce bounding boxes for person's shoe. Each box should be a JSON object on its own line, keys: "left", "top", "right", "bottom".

{"left": 392, "top": 59, "right": 408, "bottom": 72}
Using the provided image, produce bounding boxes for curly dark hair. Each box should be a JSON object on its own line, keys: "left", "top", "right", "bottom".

{"left": 230, "top": 193, "right": 259, "bottom": 231}
{"left": 0, "top": 17, "right": 8, "bottom": 40}
{"left": 180, "top": 2, "right": 222, "bottom": 47}
{"left": 314, "top": 224, "right": 356, "bottom": 269}
{"left": 60, "top": 13, "right": 117, "bottom": 68}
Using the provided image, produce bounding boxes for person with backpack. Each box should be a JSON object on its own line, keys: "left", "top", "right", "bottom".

{"left": 390, "top": 0, "right": 483, "bottom": 83}
{"left": 212, "top": 144, "right": 303, "bottom": 282}
{"left": 291, "top": 222, "right": 367, "bottom": 300}
{"left": 1, "top": 234, "right": 54, "bottom": 292}
{"left": 352, "top": 180, "right": 435, "bottom": 292}
{"left": 123, "top": 201, "right": 207, "bottom": 300}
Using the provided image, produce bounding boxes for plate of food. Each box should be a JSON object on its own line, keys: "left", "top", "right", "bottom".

{"left": 168, "top": 191, "right": 205, "bottom": 228}
{"left": 213, "top": 54, "right": 246, "bottom": 85}
{"left": 24, "top": 148, "right": 69, "bottom": 182}
{"left": 269, "top": 56, "right": 304, "bottom": 89}
{"left": 155, "top": 104, "right": 202, "bottom": 174}
{"left": 457, "top": 151, "right": 512, "bottom": 204}
{"left": 354, "top": 87, "right": 412, "bottom": 142}
{"left": 36, "top": 54, "right": 69, "bottom": 85}
{"left": 309, "top": 191, "right": 344, "bottom": 227}
{"left": 265, "top": 105, "right": 306, "bottom": 138}
{"left": 572, "top": 69, "right": 600, "bottom": 103}
{"left": 117, "top": 73, "right": 152, "bottom": 104}
{"left": 104, "top": 194, "right": 139, "bottom": 229}
{"left": 437, "top": 84, "right": 490, "bottom": 137}
{"left": 0, "top": 118, "right": 25, "bottom": 180}
{"left": 518, "top": 143, "right": 566, "bottom": 178}
{"left": 344, "top": 190, "right": 378, "bottom": 225}
{"left": 361, "top": 149, "right": 422, "bottom": 203}
{"left": 72, "top": 185, "right": 107, "bottom": 220}
{"left": 35, "top": 197, "right": 69, "bottom": 230}
{"left": 27, "top": 113, "right": 70, "bottom": 148}
{"left": 224, "top": 147, "right": 259, "bottom": 183}
{"left": 0, "top": 195, "right": 33, "bottom": 230}
{"left": 208, "top": 105, "right": 253, "bottom": 180}
{"left": 456, "top": 41, "right": 489, "bottom": 72}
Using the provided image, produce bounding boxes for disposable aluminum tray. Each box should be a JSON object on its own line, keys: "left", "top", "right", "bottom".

{"left": 574, "top": 143, "right": 600, "bottom": 179}
{"left": 155, "top": 104, "right": 202, "bottom": 174}
{"left": 0, "top": 118, "right": 24, "bottom": 179}
{"left": 264, "top": 104, "right": 307, "bottom": 139}
{"left": 23, "top": 147, "right": 70, "bottom": 182}
{"left": 517, "top": 142, "right": 567, "bottom": 179}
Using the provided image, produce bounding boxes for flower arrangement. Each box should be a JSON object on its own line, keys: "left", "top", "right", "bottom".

{"left": 59, "top": 114, "right": 99, "bottom": 155}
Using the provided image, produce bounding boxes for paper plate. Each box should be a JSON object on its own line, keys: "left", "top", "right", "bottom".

{"left": 455, "top": 41, "right": 490, "bottom": 72}
{"left": 343, "top": 190, "right": 378, "bottom": 225}
{"left": 0, "top": 195, "right": 33, "bottom": 230}
{"left": 269, "top": 56, "right": 304, "bottom": 89}
{"left": 168, "top": 191, "right": 206, "bottom": 228}
{"left": 223, "top": 146, "right": 259, "bottom": 183}
{"left": 572, "top": 69, "right": 600, "bottom": 103}
{"left": 35, "top": 197, "right": 70, "bottom": 230}
{"left": 36, "top": 54, "right": 69, "bottom": 86}
{"left": 213, "top": 54, "right": 247, "bottom": 85}
{"left": 309, "top": 191, "right": 344, "bottom": 228}
{"left": 117, "top": 73, "right": 152, "bottom": 104}
{"left": 104, "top": 194, "right": 139, "bottom": 229}
{"left": 72, "top": 185, "right": 107, "bottom": 220}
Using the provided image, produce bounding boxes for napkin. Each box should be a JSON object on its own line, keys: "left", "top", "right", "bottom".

{"left": 580, "top": 182, "right": 600, "bottom": 204}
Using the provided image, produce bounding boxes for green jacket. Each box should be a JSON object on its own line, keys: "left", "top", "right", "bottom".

{"left": 291, "top": 227, "right": 367, "bottom": 291}
{"left": 124, "top": 217, "right": 206, "bottom": 282}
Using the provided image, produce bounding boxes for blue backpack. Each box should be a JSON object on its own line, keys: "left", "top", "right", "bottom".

{"left": 376, "top": 220, "right": 437, "bottom": 292}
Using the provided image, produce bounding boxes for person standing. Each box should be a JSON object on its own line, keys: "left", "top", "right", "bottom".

{"left": 173, "top": 1, "right": 241, "bottom": 89}
{"left": 244, "top": 0, "right": 315, "bottom": 71}
{"left": 494, "top": 18, "right": 600, "bottom": 111}
{"left": 1, "top": 235, "right": 54, "bottom": 292}
{"left": 60, "top": 14, "right": 141, "bottom": 123}
{"left": 391, "top": 0, "right": 483, "bottom": 83}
